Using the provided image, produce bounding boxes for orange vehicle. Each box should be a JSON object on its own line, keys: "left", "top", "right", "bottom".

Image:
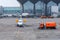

{"left": 48, "top": 16, "right": 54, "bottom": 18}
{"left": 40, "top": 16, "right": 54, "bottom": 18}
{"left": 39, "top": 22, "right": 56, "bottom": 29}
{"left": 40, "top": 16, "right": 47, "bottom": 18}
{"left": 39, "top": 23, "right": 44, "bottom": 29}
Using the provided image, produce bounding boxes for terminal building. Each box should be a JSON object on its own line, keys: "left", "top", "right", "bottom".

{"left": 4, "top": 7, "right": 21, "bottom": 14}
{"left": 17, "top": 0, "right": 60, "bottom": 17}
{"left": 0, "top": 6, "right": 4, "bottom": 15}
{"left": 0, "top": 0, "right": 60, "bottom": 17}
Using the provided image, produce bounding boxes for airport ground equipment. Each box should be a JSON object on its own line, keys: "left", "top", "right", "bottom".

{"left": 40, "top": 16, "right": 54, "bottom": 18}
{"left": 39, "top": 22, "right": 56, "bottom": 29}
{"left": 16, "top": 15, "right": 27, "bottom": 27}
{"left": 16, "top": 18, "right": 24, "bottom": 27}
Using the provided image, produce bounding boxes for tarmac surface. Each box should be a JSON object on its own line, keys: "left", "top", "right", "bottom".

{"left": 0, "top": 18, "right": 60, "bottom": 40}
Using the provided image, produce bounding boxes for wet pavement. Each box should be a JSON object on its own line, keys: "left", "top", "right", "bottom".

{"left": 0, "top": 18, "right": 60, "bottom": 40}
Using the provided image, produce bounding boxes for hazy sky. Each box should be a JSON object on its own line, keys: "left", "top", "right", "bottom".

{"left": 0, "top": 0, "right": 21, "bottom": 7}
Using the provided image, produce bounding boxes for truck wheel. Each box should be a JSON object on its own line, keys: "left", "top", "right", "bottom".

{"left": 17, "top": 24, "right": 19, "bottom": 27}
{"left": 50, "top": 27, "right": 56, "bottom": 29}
{"left": 20, "top": 25, "right": 24, "bottom": 27}
{"left": 38, "top": 27, "right": 44, "bottom": 29}
{"left": 53, "top": 27, "right": 56, "bottom": 29}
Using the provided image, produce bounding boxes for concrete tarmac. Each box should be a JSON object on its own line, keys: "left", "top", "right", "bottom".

{"left": 0, "top": 18, "right": 60, "bottom": 40}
